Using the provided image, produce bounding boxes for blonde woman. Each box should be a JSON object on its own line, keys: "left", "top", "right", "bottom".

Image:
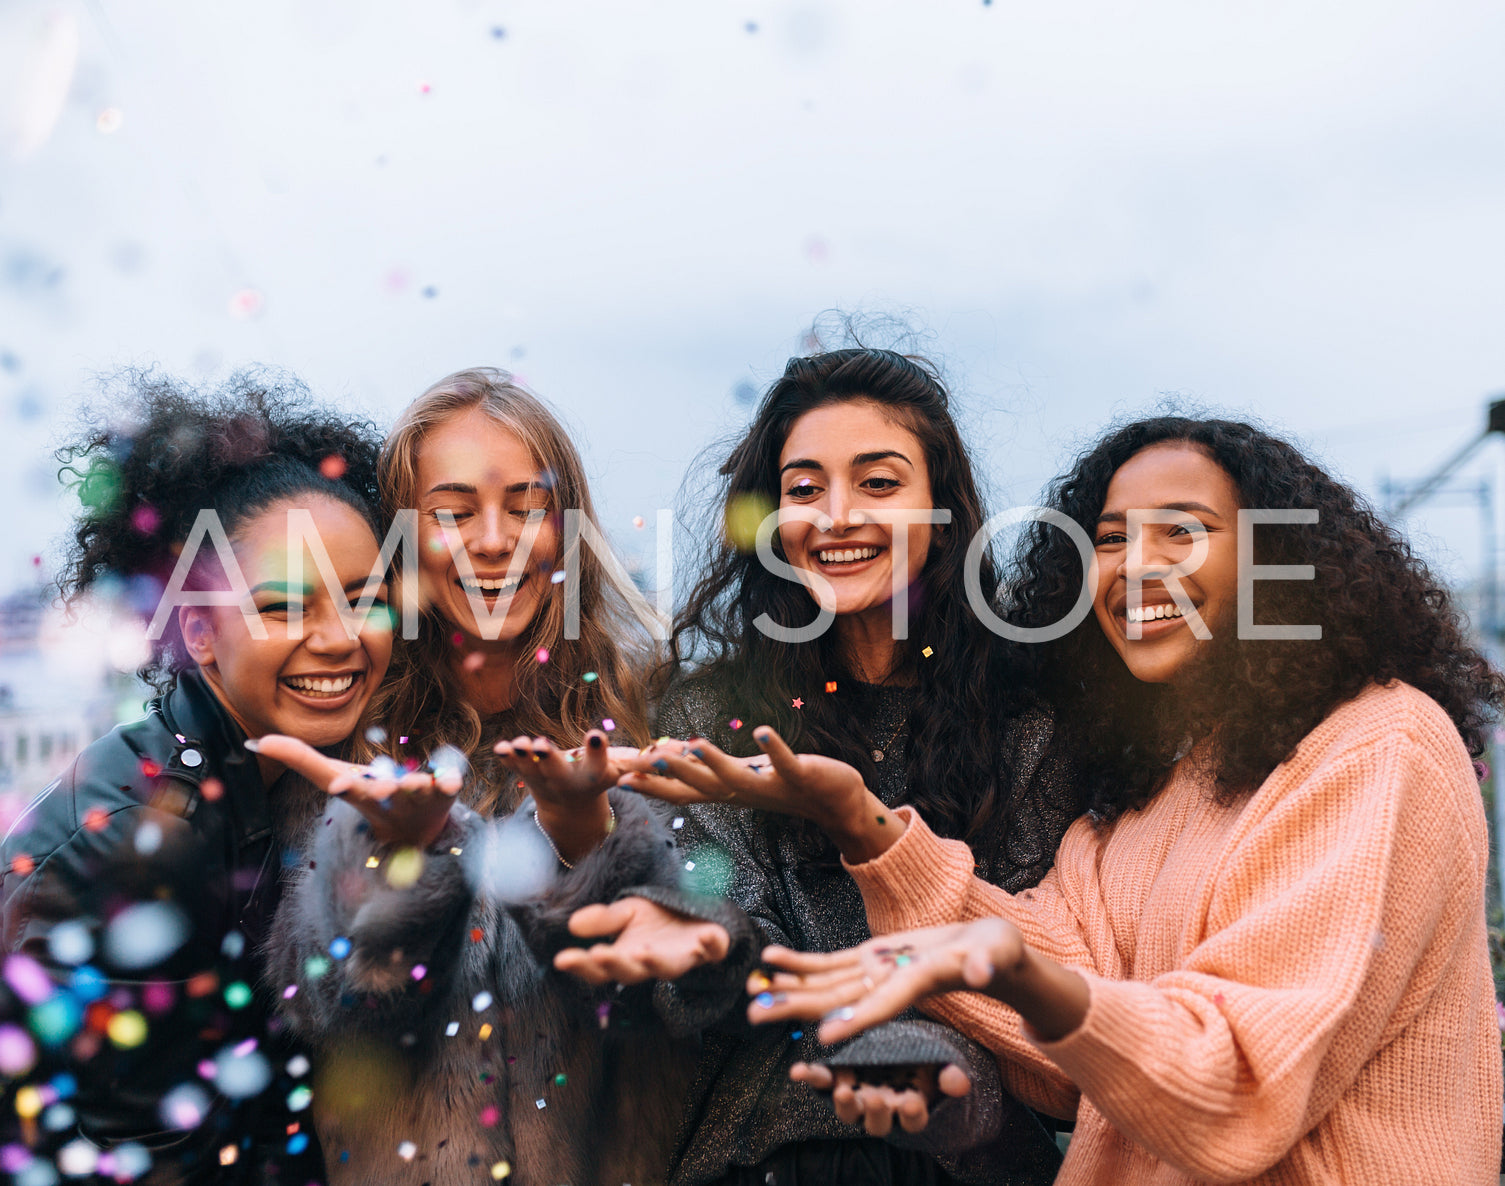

{"left": 260, "top": 369, "right": 749, "bottom": 1185}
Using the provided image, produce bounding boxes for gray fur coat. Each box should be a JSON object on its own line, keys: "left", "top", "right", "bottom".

{"left": 266, "top": 789, "right": 756, "bottom": 1186}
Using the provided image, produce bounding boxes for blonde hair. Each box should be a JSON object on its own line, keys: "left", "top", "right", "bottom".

{"left": 363, "top": 367, "right": 652, "bottom": 814}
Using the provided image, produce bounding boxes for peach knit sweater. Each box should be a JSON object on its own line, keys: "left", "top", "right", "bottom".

{"left": 848, "top": 682, "right": 1503, "bottom": 1185}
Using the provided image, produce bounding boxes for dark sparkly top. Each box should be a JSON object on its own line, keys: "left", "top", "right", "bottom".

{"left": 655, "top": 675, "right": 1079, "bottom": 1186}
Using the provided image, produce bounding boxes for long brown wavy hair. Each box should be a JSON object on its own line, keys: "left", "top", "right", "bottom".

{"left": 362, "top": 368, "right": 652, "bottom": 813}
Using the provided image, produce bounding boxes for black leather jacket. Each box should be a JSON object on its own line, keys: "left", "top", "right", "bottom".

{"left": 0, "top": 668, "right": 323, "bottom": 1184}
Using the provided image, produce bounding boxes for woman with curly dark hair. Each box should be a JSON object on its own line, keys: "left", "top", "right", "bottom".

{"left": 0, "top": 371, "right": 394, "bottom": 1184}
{"left": 559, "top": 348, "right": 1075, "bottom": 1186}
{"left": 740, "top": 416, "right": 1505, "bottom": 1184}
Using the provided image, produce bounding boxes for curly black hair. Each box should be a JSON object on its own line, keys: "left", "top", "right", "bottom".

{"left": 659, "top": 347, "right": 1063, "bottom": 863}
{"left": 55, "top": 368, "right": 384, "bottom": 692}
{"left": 1006, "top": 415, "right": 1504, "bottom": 822}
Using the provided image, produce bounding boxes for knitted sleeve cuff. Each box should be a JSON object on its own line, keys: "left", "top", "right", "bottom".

{"left": 842, "top": 807, "right": 981, "bottom": 935}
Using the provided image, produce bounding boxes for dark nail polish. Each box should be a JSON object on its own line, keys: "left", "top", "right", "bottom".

{"left": 652, "top": 759, "right": 669, "bottom": 774}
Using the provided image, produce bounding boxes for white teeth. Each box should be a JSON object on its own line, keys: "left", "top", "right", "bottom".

{"left": 461, "top": 575, "right": 522, "bottom": 594}
{"left": 817, "top": 546, "right": 879, "bottom": 564}
{"left": 1127, "top": 604, "right": 1187, "bottom": 624}
{"left": 285, "top": 674, "right": 357, "bottom": 696}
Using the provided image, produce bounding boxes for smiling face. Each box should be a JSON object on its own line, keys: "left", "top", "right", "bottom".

{"left": 776, "top": 400, "right": 936, "bottom": 624}
{"left": 180, "top": 495, "right": 393, "bottom": 749}
{"left": 1090, "top": 442, "right": 1242, "bottom": 684}
{"left": 414, "top": 408, "right": 558, "bottom": 652}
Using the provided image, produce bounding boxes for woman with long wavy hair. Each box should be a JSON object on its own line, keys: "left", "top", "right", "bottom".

{"left": 729, "top": 416, "right": 1505, "bottom": 1185}
{"left": 558, "top": 348, "right": 1075, "bottom": 1186}
{"left": 257, "top": 369, "right": 739, "bottom": 1185}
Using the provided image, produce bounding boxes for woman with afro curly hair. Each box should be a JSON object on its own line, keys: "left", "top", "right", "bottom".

{"left": 0, "top": 370, "right": 394, "bottom": 1184}
{"left": 662, "top": 415, "right": 1503, "bottom": 1184}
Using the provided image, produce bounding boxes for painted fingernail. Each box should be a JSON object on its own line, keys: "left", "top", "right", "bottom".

{"left": 749, "top": 971, "right": 772, "bottom": 992}
{"left": 587, "top": 735, "right": 603, "bottom": 749}
{"left": 755, "top": 730, "right": 771, "bottom": 744}
{"left": 242, "top": 738, "right": 262, "bottom": 753}
{"left": 822, "top": 1006, "right": 856, "bottom": 1022}
{"left": 652, "top": 759, "right": 669, "bottom": 774}
{"left": 692, "top": 748, "right": 706, "bottom": 760}
{"left": 754, "top": 992, "right": 776, "bottom": 1009}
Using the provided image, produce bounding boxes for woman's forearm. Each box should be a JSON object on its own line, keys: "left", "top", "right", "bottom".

{"left": 987, "top": 944, "right": 1090, "bottom": 1042}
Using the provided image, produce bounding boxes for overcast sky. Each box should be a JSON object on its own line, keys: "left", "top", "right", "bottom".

{"left": 3, "top": 0, "right": 1505, "bottom": 606}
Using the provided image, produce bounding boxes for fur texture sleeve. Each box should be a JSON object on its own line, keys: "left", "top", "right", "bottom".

{"left": 264, "top": 799, "right": 480, "bottom": 1040}
{"left": 502, "top": 789, "right": 683, "bottom": 963}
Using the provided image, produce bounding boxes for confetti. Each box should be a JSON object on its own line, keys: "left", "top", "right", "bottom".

{"left": 106, "top": 1010, "right": 147, "bottom": 1048}
{"left": 365, "top": 725, "right": 388, "bottom": 745}
{"left": 287, "top": 1054, "right": 310, "bottom": 1077}
{"left": 9, "top": 853, "right": 34, "bottom": 875}
{"left": 56, "top": 1139, "right": 99, "bottom": 1176}
{"left": 0, "top": 1025, "right": 37, "bottom": 1075}
{"left": 223, "top": 982, "right": 252, "bottom": 1010}
{"left": 602, "top": 718, "right": 616, "bottom": 732}
{"left": 791, "top": 1030, "right": 803, "bottom": 1040}
{"left": 329, "top": 937, "right": 352, "bottom": 960}
{"left": 728, "top": 718, "right": 743, "bottom": 730}
{"left": 550, "top": 569, "right": 567, "bottom": 584}
{"left": 386, "top": 848, "right": 424, "bottom": 889}
{"left": 671, "top": 817, "right": 684, "bottom": 830}
{"left": 479, "top": 1104, "right": 500, "bottom": 1127}
{"left": 535, "top": 647, "right": 550, "bottom": 664}
{"left": 84, "top": 807, "right": 109, "bottom": 832}
{"left": 553, "top": 1072, "right": 567, "bottom": 1085}
{"left": 470, "top": 928, "right": 484, "bottom": 943}
{"left": 47, "top": 921, "right": 93, "bottom": 966}
{"left": 287, "top": 1133, "right": 310, "bottom": 1154}
{"left": 282, "top": 983, "right": 298, "bottom": 999}
{"left": 319, "top": 454, "right": 348, "bottom": 480}
{"left": 220, "top": 1146, "right": 239, "bottom": 1166}
{"left": 366, "top": 856, "right": 381, "bottom": 868}
{"left": 478, "top": 1023, "right": 493, "bottom": 1040}
{"left": 632, "top": 515, "right": 645, "bottom": 529}
{"left": 491, "top": 1162, "right": 512, "bottom": 1180}
{"left": 825, "top": 681, "right": 837, "bottom": 693}
{"left": 445, "top": 1022, "right": 459, "bottom": 1037}
{"left": 214, "top": 1044, "right": 271, "bottom": 1097}
{"left": 791, "top": 698, "right": 804, "bottom": 709}
{"left": 398, "top": 1141, "right": 417, "bottom": 1161}
{"left": 228, "top": 288, "right": 264, "bottom": 320}
{"left": 200, "top": 777, "right": 224, "bottom": 802}
{"left": 411, "top": 964, "right": 426, "bottom": 981}
{"left": 921, "top": 646, "right": 933, "bottom": 658}
{"left": 472, "top": 991, "right": 493, "bottom": 1012}
{"left": 103, "top": 902, "right": 190, "bottom": 971}
{"left": 582, "top": 671, "right": 598, "bottom": 683}
{"left": 463, "top": 651, "right": 485, "bottom": 672}
{"left": 534, "top": 1098, "right": 547, "bottom": 1110}
{"left": 96, "top": 107, "right": 124, "bottom": 134}
{"left": 159, "top": 1084, "right": 210, "bottom": 1129}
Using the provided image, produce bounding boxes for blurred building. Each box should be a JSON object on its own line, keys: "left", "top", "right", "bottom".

{"left": 0, "top": 588, "right": 126, "bottom": 804}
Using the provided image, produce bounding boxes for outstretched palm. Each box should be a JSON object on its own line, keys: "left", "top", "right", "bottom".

{"left": 249, "top": 734, "right": 461, "bottom": 848}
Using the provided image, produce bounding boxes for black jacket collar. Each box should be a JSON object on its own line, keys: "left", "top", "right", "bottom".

{"left": 156, "top": 668, "right": 273, "bottom": 849}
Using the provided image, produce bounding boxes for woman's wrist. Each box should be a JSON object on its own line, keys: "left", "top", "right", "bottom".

{"left": 989, "top": 946, "right": 1090, "bottom": 1042}
{"left": 818, "top": 788, "right": 908, "bottom": 865}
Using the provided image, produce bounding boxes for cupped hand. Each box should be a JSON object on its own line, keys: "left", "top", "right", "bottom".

{"left": 745, "top": 918, "right": 1025, "bottom": 1043}
{"left": 247, "top": 734, "right": 461, "bottom": 848}
{"left": 617, "top": 728, "right": 867, "bottom": 833}
{"left": 553, "top": 896, "right": 731, "bottom": 985}
{"left": 790, "top": 1061, "right": 971, "bottom": 1136}
{"left": 493, "top": 731, "right": 640, "bottom": 811}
